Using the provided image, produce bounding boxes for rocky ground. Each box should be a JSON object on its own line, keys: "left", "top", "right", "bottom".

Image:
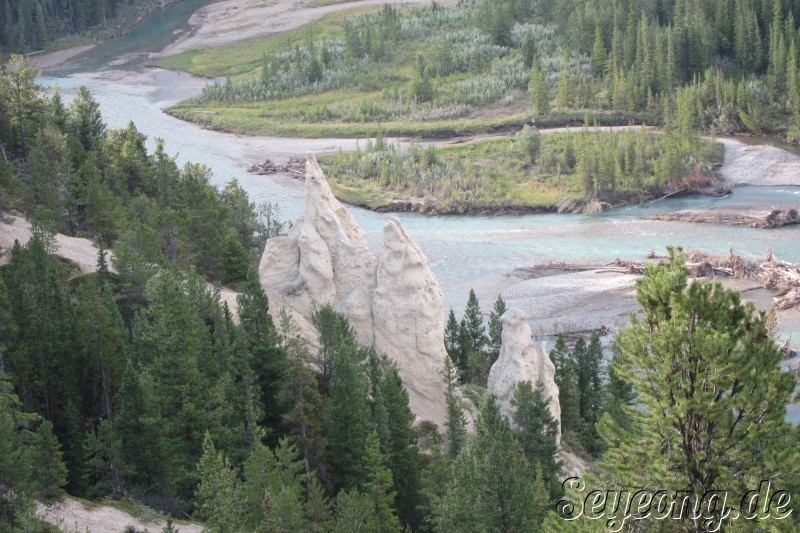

{"left": 36, "top": 497, "right": 202, "bottom": 533}
{"left": 718, "top": 138, "right": 800, "bottom": 186}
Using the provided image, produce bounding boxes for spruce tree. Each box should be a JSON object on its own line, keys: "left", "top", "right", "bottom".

{"left": 462, "top": 289, "right": 486, "bottom": 355}
{"left": 511, "top": 380, "right": 562, "bottom": 487}
{"left": 486, "top": 294, "right": 506, "bottom": 366}
{"left": 438, "top": 395, "right": 538, "bottom": 532}
{"left": 550, "top": 335, "right": 581, "bottom": 438}
{"left": 373, "top": 361, "right": 420, "bottom": 528}
{"left": 529, "top": 59, "right": 551, "bottom": 115}
{"left": 325, "top": 342, "right": 371, "bottom": 492}
{"left": 237, "top": 275, "right": 286, "bottom": 434}
{"left": 442, "top": 356, "right": 466, "bottom": 459}
{"left": 444, "top": 308, "right": 460, "bottom": 361}
{"left": 361, "top": 431, "right": 402, "bottom": 533}
{"left": 591, "top": 25, "right": 607, "bottom": 77}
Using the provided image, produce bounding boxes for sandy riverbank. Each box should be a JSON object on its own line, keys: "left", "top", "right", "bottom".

{"left": 32, "top": 44, "right": 96, "bottom": 70}
{"left": 154, "top": 0, "right": 455, "bottom": 58}
{"left": 496, "top": 260, "right": 799, "bottom": 345}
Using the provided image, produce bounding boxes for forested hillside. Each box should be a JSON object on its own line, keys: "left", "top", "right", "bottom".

{"left": 0, "top": 0, "right": 187, "bottom": 52}
{"left": 166, "top": 0, "right": 800, "bottom": 140}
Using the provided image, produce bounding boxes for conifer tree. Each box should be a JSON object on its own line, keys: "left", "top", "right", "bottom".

{"left": 442, "top": 356, "right": 466, "bottom": 459}
{"left": 237, "top": 274, "right": 286, "bottom": 433}
{"left": 557, "top": 51, "right": 573, "bottom": 109}
{"left": 195, "top": 434, "right": 243, "bottom": 533}
{"left": 444, "top": 308, "right": 461, "bottom": 365}
{"left": 462, "top": 289, "right": 486, "bottom": 355}
{"left": 529, "top": 59, "right": 551, "bottom": 115}
{"left": 325, "top": 342, "right": 371, "bottom": 492}
{"left": 550, "top": 335, "right": 582, "bottom": 438}
{"left": 511, "top": 380, "right": 562, "bottom": 487}
{"left": 598, "top": 249, "right": 799, "bottom": 528}
{"left": 486, "top": 294, "right": 506, "bottom": 366}
{"left": 438, "top": 395, "right": 538, "bottom": 532}
{"left": 361, "top": 431, "right": 403, "bottom": 533}
{"left": 371, "top": 360, "right": 420, "bottom": 528}
{"left": 591, "top": 25, "right": 607, "bottom": 77}
{"left": 239, "top": 438, "right": 306, "bottom": 531}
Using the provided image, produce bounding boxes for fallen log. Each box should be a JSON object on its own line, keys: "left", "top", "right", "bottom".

{"left": 248, "top": 158, "right": 304, "bottom": 176}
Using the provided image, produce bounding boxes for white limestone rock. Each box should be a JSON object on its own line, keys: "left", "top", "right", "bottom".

{"left": 258, "top": 154, "right": 448, "bottom": 426}
{"left": 487, "top": 307, "right": 561, "bottom": 443}
{"left": 373, "top": 219, "right": 448, "bottom": 426}
{"left": 260, "top": 153, "right": 376, "bottom": 346}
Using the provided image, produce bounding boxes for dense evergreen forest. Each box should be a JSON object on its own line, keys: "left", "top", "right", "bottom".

{"left": 0, "top": 0, "right": 186, "bottom": 52}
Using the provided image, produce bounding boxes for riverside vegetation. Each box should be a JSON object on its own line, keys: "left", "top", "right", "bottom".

{"left": 1, "top": 57, "right": 800, "bottom": 532}
{"left": 160, "top": 0, "right": 800, "bottom": 212}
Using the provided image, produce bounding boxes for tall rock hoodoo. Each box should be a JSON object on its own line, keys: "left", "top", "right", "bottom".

{"left": 259, "top": 153, "right": 448, "bottom": 426}
{"left": 487, "top": 307, "right": 561, "bottom": 443}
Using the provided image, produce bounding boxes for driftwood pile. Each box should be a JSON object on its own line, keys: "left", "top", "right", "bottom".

{"left": 248, "top": 158, "right": 304, "bottom": 176}
{"left": 530, "top": 249, "right": 800, "bottom": 311}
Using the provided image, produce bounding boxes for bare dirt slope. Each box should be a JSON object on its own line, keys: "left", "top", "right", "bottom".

{"left": 36, "top": 497, "right": 203, "bottom": 533}
{"left": 0, "top": 216, "right": 115, "bottom": 274}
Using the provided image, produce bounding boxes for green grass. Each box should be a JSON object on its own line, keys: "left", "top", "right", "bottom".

{"left": 153, "top": 8, "right": 367, "bottom": 77}
{"left": 318, "top": 129, "right": 725, "bottom": 215}
{"left": 167, "top": 98, "right": 532, "bottom": 138}
{"left": 320, "top": 137, "right": 578, "bottom": 214}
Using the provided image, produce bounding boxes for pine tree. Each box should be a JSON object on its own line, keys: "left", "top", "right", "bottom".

{"left": 462, "top": 289, "right": 486, "bottom": 355}
{"left": 511, "top": 380, "right": 562, "bottom": 487}
{"left": 529, "top": 59, "right": 551, "bottom": 115}
{"left": 443, "top": 356, "right": 466, "bottom": 459}
{"left": 486, "top": 294, "right": 506, "bottom": 366}
{"left": 237, "top": 274, "right": 286, "bottom": 434}
{"left": 325, "top": 342, "right": 371, "bottom": 492}
{"left": 239, "top": 438, "right": 306, "bottom": 531}
{"left": 598, "top": 248, "right": 799, "bottom": 528}
{"left": 550, "top": 335, "right": 582, "bottom": 438}
{"left": 438, "top": 395, "right": 538, "bottom": 532}
{"left": 591, "top": 25, "right": 607, "bottom": 77}
{"left": 444, "top": 308, "right": 461, "bottom": 364}
{"left": 195, "top": 434, "right": 243, "bottom": 533}
{"left": 361, "top": 431, "right": 402, "bottom": 532}
{"left": 333, "top": 490, "right": 375, "bottom": 532}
